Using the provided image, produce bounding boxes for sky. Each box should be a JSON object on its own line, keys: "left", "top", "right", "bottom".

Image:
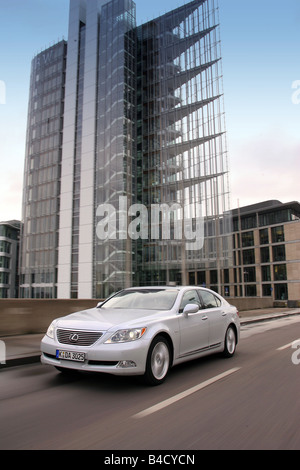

{"left": 0, "top": 0, "right": 299, "bottom": 222}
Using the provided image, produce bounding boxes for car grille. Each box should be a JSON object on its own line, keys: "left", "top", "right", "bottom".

{"left": 56, "top": 329, "right": 103, "bottom": 346}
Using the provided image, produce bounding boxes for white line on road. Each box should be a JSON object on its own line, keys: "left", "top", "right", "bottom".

{"left": 133, "top": 367, "right": 241, "bottom": 419}
{"left": 277, "top": 342, "right": 294, "bottom": 351}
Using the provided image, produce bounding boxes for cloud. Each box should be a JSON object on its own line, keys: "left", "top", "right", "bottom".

{"left": 229, "top": 130, "right": 300, "bottom": 208}
{"left": 0, "top": 170, "right": 23, "bottom": 221}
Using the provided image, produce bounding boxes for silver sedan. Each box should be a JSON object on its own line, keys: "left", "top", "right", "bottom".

{"left": 41, "top": 286, "right": 240, "bottom": 385}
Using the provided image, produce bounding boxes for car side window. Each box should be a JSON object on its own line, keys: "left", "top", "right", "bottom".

{"left": 199, "top": 291, "right": 221, "bottom": 309}
{"left": 179, "top": 290, "right": 201, "bottom": 313}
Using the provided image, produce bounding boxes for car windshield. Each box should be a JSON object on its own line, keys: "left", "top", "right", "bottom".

{"left": 100, "top": 289, "right": 178, "bottom": 310}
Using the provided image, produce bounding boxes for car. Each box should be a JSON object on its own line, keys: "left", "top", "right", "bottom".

{"left": 40, "top": 286, "right": 240, "bottom": 385}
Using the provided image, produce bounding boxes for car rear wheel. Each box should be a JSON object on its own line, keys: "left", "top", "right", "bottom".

{"left": 223, "top": 326, "right": 236, "bottom": 358}
{"left": 144, "top": 336, "right": 170, "bottom": 385}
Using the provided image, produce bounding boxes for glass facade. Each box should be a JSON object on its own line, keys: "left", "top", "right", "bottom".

{"left": 95, "top": 0, "right": 137, "bottom": 298}
{"left": 21, "top": 0, "right": 232, "bottom": 299}
{"left": 20, "top": 41, "right": 67, "bottom": 298}
{"left": 133, "top": 0, "right": 230, "bottom": 290}
{"left": 70, "top": 23, "right": 86, "bottom": 298}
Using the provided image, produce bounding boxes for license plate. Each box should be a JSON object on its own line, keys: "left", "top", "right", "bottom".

{"left": 56, "top": 350, "right": 85, "bottom": 362}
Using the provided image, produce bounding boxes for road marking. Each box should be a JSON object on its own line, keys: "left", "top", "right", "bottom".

{"left": 277, "top": 342, "right": 294, "bottom": 351}
{"left": 133, "top": 367, "right": 241, "bottom": 419}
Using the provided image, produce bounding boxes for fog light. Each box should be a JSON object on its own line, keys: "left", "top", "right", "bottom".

{"left": 117, "top": 360, "right": 137, "bottom": 368}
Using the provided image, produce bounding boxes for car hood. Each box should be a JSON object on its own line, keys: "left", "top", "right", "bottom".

{"left": 53, "top": 306, "right": 170, "bottom": 332}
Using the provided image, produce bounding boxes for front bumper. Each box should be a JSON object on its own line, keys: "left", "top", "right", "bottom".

{"left": 40, "top": 334, "right": 149, "bottom": 376}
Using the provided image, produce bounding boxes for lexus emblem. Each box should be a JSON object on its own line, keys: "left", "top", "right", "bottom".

{"left": 69, "top": 333, "right": 79, "bottom": 343}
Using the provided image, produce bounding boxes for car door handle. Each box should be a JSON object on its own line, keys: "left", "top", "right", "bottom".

{"left": 202, "top": 316, "right": 208, "bottom": 321}
{"left": 222, "top": 312, "right": 227, "bottom": 316}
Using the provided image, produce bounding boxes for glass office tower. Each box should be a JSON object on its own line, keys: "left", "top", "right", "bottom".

{"left": 134, "top": 0, "right": 231, "bottom": 291}
{"left": 21, "top": 0, "right": 231, "bottom": 299}
{"left": 20, "top": 41, "right": 67, "bottom": 298}
{"left": 94, "top": 0, "right": 137, "bottom": 298}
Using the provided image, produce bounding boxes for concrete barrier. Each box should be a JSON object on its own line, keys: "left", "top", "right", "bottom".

{"left": 0, "top": 296, "right": 275, "bottom": 336}
{"left": 227, "top": 297, "right": 273, "bottom": 312}
{"left": 0, "top": 299, "right": 99, "bottom": 336}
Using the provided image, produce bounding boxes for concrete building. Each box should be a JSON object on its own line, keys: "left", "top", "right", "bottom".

{"left": 188, "top": 200, "right": 300, "bottom": 304}
{"left": 0, "top": 220, "right": 21, "bottom": 298}
{"left": 231, "top": 200, "right": 300, "bottom": 304}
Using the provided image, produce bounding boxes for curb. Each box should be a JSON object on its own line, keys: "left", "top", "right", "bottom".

{"left": 240, "top": 310, "right": 300, "bottom": 325}
{"left": 0, "top": 355, "right": 41, "bottom": 370}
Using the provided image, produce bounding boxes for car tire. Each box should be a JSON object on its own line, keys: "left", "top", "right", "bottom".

{"left": 144, "top": 336, "right": 171, "bottom": 386}
{"left": 223, "top": 325, "right": 237, "bottom": 358}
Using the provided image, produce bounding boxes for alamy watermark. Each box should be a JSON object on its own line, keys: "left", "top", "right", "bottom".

{"left": 0, "top": 340, "right": 6, "bottom": 365}
{"left": 96, "top": 196, "right": 204, "bottom": 251}
{"left": 291, "top": 80, "right": 300, "bottom": 105}
{"left": 0, "top": 80, "right": 6, "bottom": 104}
{"left": 291, "top": 340, "right": 300, "bottom": 365}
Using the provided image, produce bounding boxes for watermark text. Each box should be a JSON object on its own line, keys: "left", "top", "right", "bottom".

{"left": 291, "top": 339, "right": 300, "bottom": 365}
{"left": 96, "top": 196, "right": 204, "bottom": 251}
{"left": 0, "top": 80, "right": 6, "bottom": 104}
{"left": 291, "top": 80, "right": 300, "bottom": 105}
{"left": 0, "top": 340, "right": 6, "bottom": 364}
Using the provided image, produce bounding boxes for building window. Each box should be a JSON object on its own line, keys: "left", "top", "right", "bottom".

{"left": 0, "top": 257, "right": 10, "bottom": 269}
{"left": 0, "top": 241, "right": 11, "bottom": 254}
{"left": 262, "top": 284, "right": 272, "bottom": 297}
{"left": 261, "top": 265, "right": 271, "bottom": 282}
{"left": 260, "top": 228, "right": 269, "bottom": 245}
{"left": 0, "top": 288, "right": 8, "bottom": 299}
{"left": 271, "top": 226, "right": 285, "bottom": 243}
{"left": 242, "top": 231, "right": 254, "bottom": 247}
{"left": 0, "top": 272, "right": 9, "bottom": 284}
{"left": 274, "top": 264, "right": 287, "bottom": 281}
{"left": 275, "top": 283, "right": 288, "bottom": 301}
{"left": 244, "top": 267, "right": 256, "bottom": 283}
{"left": 189, "top": 272, "right": 195, "bottom": 285}
{"left": 260, "top": 247, "right": 270, "bottom": 263}
{"left": 259, "top": 210, "right": 293, "bottom": 227}
{"left": 241, "top": 215, "right": 257, "bottom": 230}
{"left": 197, "top": 271, "right": 206, "bottom": 286}
{"left": 210, "top": 270, "right": 218, "bottom": 285}
{"left": 272, "top": 245, "right": 286, "bottom": 262}
{"left": 245, "top": 285, "right": 257, "bottom": 297}
{"left": 243, "top": 249, "right": 255, "bottom": 265}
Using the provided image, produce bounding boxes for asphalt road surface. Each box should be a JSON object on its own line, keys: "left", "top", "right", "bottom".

{"left": 1, "top": 315, "right": 300, "bottom": 450}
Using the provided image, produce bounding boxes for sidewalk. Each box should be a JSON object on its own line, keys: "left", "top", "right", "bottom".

{"left": 1, "top": 308, "right": 300, "bottom": 369}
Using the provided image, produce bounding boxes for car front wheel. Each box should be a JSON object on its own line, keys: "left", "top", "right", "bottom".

{"left": 223, "top": 326, "right": 237, "bottom": 358}
{"left": 144, "top": 336, "right": 171, "bottom": 386}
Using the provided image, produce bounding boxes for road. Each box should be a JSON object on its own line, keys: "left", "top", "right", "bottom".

{"left": 1, "top": 316, "right": 300, "bottom": 450}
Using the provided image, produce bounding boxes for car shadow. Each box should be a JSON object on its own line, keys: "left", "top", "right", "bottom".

{"left": 46, "top": 349, "right": 240, "bottom": 392}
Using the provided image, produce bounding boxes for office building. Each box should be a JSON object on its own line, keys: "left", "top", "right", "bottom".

{"left": 231, "top": 200, "right": 300, "bottom": 303}
{"left": 187, "top": 200, "right": 300, "bottom": 303}
{"left": 20, "top": 41, "right": 67, "bottom": 298}
{"left": 20, "top": 0, "right": 230, "bottom": 299}
{"left": 0, "top": 220, "right": 21, "bottom": 298}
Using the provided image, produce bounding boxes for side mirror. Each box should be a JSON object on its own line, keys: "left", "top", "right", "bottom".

{"left": 97, "top": 302, "right": 104, "bottom": 308}
{"left": 183, "top": 303, "right": 199, "bottom": 316}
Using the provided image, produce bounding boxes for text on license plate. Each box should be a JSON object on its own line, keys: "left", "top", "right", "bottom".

{"left": 56, "top": 350, "right": 85, "bottom": 362}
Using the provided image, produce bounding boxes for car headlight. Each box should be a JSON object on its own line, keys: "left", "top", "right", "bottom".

{"left": 46, "top": 322, "right": 55, "bottom": 339}
{"left": 105, "top": 327, "right": 147, "bottom": 344}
